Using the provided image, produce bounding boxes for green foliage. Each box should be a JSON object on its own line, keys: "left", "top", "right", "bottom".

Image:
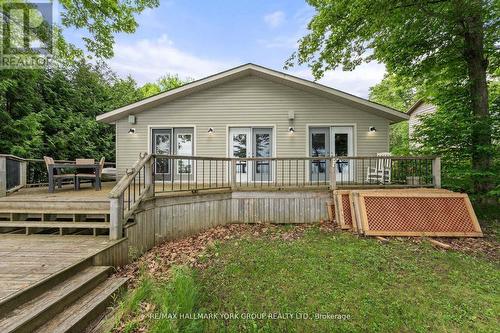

{"left": 197, "top": 227, "right": 499, "bottom": 332}
{"left": 413, "top": 79, "right": 499, "bottom": 194}
{"left": 287, "top": 0, "right": 497, "bottom": 81}
{"left": 369, "top": 74, "right": 419, "bottom": 112}
{"left": 58, "top": 0, "right": 160, "bottom": 58}
{"left": 138, "top": 74, "right": 193, "bottom": 98}
{"left": 368, "top": 73, "right": 419, "bottom": 155}
{"left": 289, "top": 0, "right": 499, "bottom": 193}
{"left": 0, "top": 60, "right": 141, "bottom": 161}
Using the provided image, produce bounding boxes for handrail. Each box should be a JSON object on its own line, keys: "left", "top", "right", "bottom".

{"left": 109, "top": 153, "right": 151, "bottom": 198}
{"left": 153, "top": 154, "right": 437, "bottom": 161}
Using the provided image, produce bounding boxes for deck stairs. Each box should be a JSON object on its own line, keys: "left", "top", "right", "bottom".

{"left": 0, "top": 257, "right": 127, "bottom": 333}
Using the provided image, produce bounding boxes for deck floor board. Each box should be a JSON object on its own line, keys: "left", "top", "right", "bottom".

{"left": 0, "top": 235, "right": 119, "bottom": 304}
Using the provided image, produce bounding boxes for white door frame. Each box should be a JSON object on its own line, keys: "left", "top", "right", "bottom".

{"left": 305, "top": 124, "right": 357, "bottom": 182}
{"left": 226, "top": 125, "right": 276, "bottom": 183}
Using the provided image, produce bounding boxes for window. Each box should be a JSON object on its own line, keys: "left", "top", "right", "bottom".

{"left": 176, "top": 133, "right": 193, "bottom": 174}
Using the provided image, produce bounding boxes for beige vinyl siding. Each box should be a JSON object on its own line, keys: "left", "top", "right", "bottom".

{"left": 116, "top": 75, "right": 391, "bottom": 178}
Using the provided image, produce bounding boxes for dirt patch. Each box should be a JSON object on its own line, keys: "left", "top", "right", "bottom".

{"left": 391, "top": 235, "right": 500, "bottom": 262}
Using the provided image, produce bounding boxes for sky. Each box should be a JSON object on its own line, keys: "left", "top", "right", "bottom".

{"left": 63, "top": 0, "right": 386, "bottom": 98}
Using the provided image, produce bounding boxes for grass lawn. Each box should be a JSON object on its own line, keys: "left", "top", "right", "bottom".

{"left": 110, "top": 225, "right": 499, "bottom": 333}
{"left": 196, "top": 228, "right": 499, "bottom": 332}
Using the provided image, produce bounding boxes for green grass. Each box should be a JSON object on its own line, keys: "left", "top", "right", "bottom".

{"left": 111, "top": 225, "right": 499, "bottom": 333}
{"left": 196, "top": 228, "right": 499, "bottom": 333}
{"left": 109, "top": 266, "right": 202, "bottom": 333}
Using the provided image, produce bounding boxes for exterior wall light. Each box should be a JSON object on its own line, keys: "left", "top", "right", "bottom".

{"left": 207, "top": 127, "right": 215, "bottom": 135}
{"left": 288, "top": 127, "right": 295, "bottom": 135}
{"left": 128, "top": 128, "right": 136, "bottom": 134}
{"left": 369, "top": 126, "right": 376, "bottom": 132}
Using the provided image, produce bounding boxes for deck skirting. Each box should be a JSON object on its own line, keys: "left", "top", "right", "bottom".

{"left": 125, "top": 190, "right": 330, "bottom": 257}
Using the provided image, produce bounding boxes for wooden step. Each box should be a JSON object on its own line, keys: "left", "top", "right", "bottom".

{"left": 0, "top": 258, "right": 93, "bottom": 316}
{"left": 0, "top": 222, "right": 110, "bottom": 229}
{"left": 0, "top": 266, "right": 112, "bottom": 333}
{"left": 35, "top": 277, "right": 128, "bottom": 333}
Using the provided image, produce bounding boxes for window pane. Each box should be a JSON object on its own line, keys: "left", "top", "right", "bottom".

{"left": 232, "top": 134, "right": 247, "bottom": 173}
{"left": 335, "top": 133, "right": 348, "bottom": 156}
{"left": 311, "top": 133, "right": 326, "bottom": 157}
{"left": 177, "top": 134, "right": 192, "bottom": 174}
{"left": 232, "top": 134, "right": 247, "bottom": 158}
{"left": 255, "top": 134, "right": 271, "bottom": 157}
{"left": 155, "top": 134, "right": 170, "bottom": 154}
{"left": 154, "top": 134, "right": 170, "bottom": 174}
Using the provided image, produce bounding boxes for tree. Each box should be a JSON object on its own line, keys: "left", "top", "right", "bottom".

{"left": 1, "top": 0, "right": 159, "bottom": 59}
{"left": 0, "top": 60, "right": 142, "bottom": 161}
{"left": 369, "top": 73, "right": 421, "bottom": 155}
{"left": 288, "top": 0, "right": 498, "bottom": 193}
{"left": 138, "top": 74, "right": 193, "bottom": 98}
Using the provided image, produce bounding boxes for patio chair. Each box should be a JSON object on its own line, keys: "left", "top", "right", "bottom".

{"left": 75, "top": 157, "right": 104, "bottom": 190}
{"left": 43, "top": 156, "right": 75, "bottom": 191}
{"left": 366, "top": 152, "right": 392, "bottom": 184}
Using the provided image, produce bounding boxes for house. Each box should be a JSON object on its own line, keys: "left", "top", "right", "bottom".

{"left": 96, "top": 63, "right": 409, "bottom": 180}
{"left": 407, "top": 99, "right": 437, "bottom": 140}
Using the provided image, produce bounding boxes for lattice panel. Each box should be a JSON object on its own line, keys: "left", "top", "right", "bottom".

{"left": 359, "top": 193, "right": 482, "bottom": 237}
{"left": 341, "top": 194, "right": 353, "bottom": 228}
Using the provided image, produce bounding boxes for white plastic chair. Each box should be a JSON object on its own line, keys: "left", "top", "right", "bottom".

{"left": 366, "top": 153, "right": 392, "bottom": 184}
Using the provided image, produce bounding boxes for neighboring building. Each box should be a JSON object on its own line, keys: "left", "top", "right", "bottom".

{"left": 96, "top": 63, "right": 408, "bottom": 179}
{"left": 407, "top": 99, "right": 437, "bottom": 140}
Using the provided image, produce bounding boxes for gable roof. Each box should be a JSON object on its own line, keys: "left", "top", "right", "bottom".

{"left": 407, "top": 99, "right": 437, "bottom": 116}
{"left": 406, "top": 99, "right": 425, "bottom": 116}
{"left": 96, "top": 63, "right": 409, "bottom": 124}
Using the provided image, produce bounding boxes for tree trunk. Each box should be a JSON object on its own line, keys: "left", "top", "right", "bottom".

{"left": 462, "top": 10, "right": 492, "bottom": 193}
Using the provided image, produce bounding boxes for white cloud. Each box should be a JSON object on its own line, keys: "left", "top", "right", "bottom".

{"left": 264, "top": 11, "right": 285, "bottom": 28}
{"left": 257, "top": 36, "right": 298, "bottom": 49}
{"left": 289, "top": 62, "right": 386, "bottom": 98}
{"left": 108, "top": 34, "right": 237, "bottom": 85}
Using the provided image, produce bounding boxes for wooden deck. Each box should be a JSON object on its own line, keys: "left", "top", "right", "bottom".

{"left": 0, "top": 235, "right": 121, "bottom": 303}
{"left": 0, "top": 182, "right": 115, "bottom": 214}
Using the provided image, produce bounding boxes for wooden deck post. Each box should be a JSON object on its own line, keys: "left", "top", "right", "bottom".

{"left": 330, "top": 157, "right": 337, "bottom": 190}
{"left": 0, "top": 156, "right": 6, "bottom": 197}
{"left": 109, "top": 196, "right": 123, "bottom": 240}
{"left": 144, "top": 155, "right": 153, "bottom": 197}
{"left": 432, "top": 157, "right": 441, "bottom": 188}
{"left": 230, "top": 159, "right": 237, "bottom": 190}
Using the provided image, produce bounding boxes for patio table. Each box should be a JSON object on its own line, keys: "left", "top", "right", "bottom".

{"left": 48, "top": 163, "right": 101, "bottom": 192}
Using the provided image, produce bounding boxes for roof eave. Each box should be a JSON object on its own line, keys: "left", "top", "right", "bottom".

{"left": 96, "top": 63, "right": 409, "bottom": 124}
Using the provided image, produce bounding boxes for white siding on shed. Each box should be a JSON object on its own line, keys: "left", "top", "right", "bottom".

{"left": 409, "top": 103, "right": 437, "bottom": 138}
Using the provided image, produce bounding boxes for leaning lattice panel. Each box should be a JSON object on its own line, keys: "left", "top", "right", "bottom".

{"left": 356, "top": 191, "right": 483, "bottom": 237}
{"left": 334, "top": 190, "right": 353, "bottom": 230}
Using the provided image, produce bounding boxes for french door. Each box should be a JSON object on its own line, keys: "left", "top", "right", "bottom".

{"left": 309, "top": 127, "right": 330, "bottom": 182}
{"left": 309, "top": 126, "right": 354, "bottom": 182}
{"left": 331, "top": 126, "right": 354, "bottom": 182}
{"left": 229, "top": 127, "right": 273, "bottom": 182}
{"left": 151, "top": 127, "right": 194, "bottom": 181}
